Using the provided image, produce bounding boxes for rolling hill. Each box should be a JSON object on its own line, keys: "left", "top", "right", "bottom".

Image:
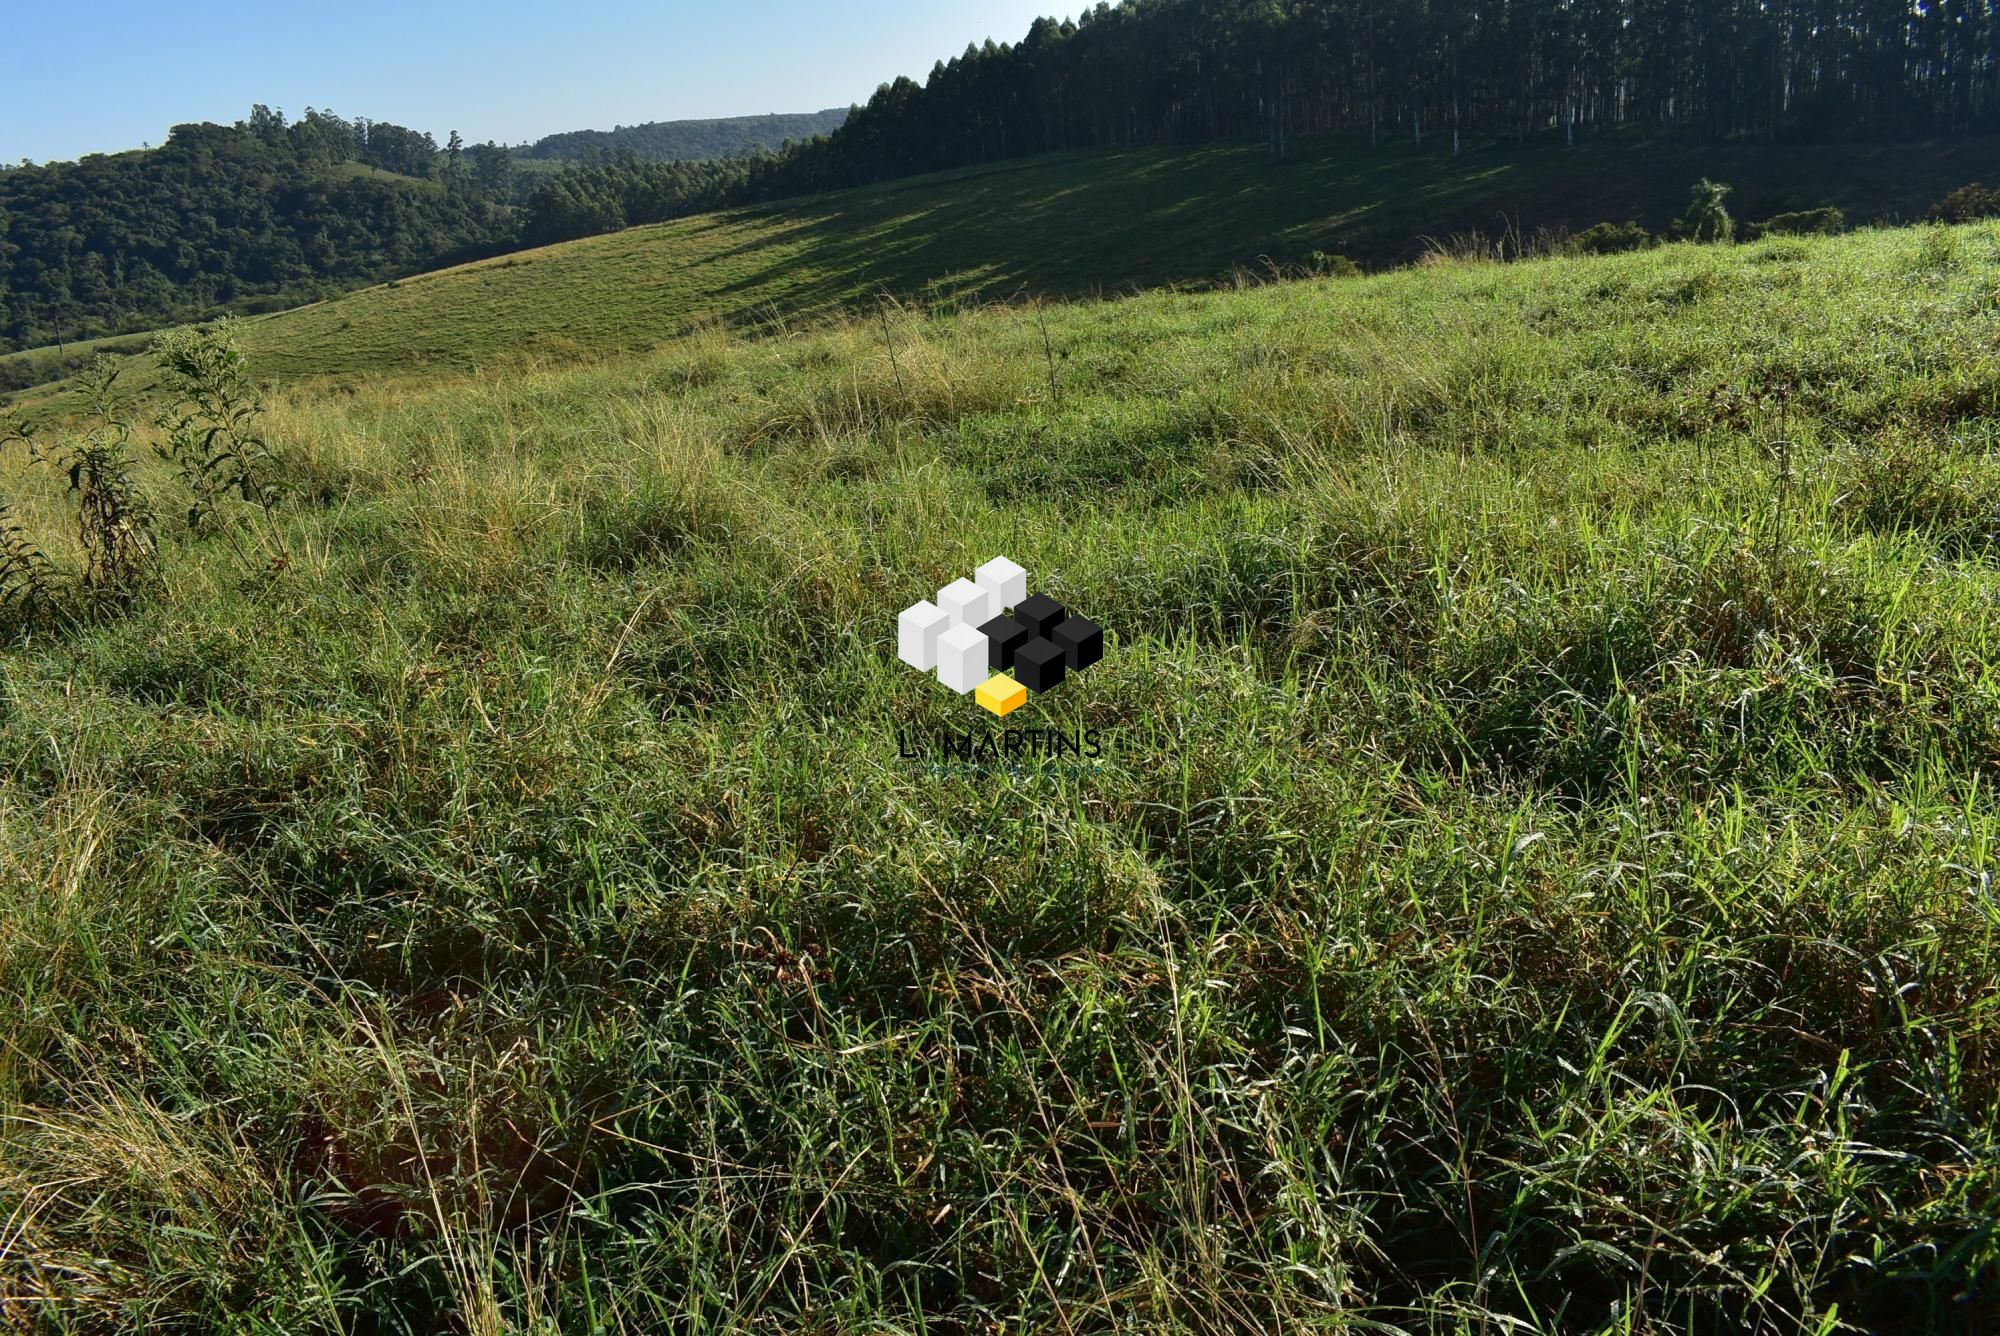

{"left": 5, "top": 219, "right": 2000, "bottom": 1330}
{"left": 7, "top": 130, "right": 1996, "bottom": 416}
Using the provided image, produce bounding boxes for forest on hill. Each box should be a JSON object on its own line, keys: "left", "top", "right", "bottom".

{"left": 511, "top": 0, "right": 2000, "bottom": 239}
{"left": 746, "top": 0, "right": 2000, "bottom": 195}
{"left": 515, "top": 109, "right": 851, "bottom": 162}
{"left": 6, "top": 0, "right": 2000, "bottom": 360}
{"left": 0, "top": 109, "right": 517, "bottom": 355}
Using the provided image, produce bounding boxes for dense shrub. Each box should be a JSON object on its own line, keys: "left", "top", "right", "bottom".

{"left": 1568, "top": 220, "right": 1656, "bottom": 254}
{"left": 1672, "top": 178, "right": 1735, "bottom": 243}
{"left": 1929, "top": 182, "right": 2000, "bottom": 222}
{"left": 1306, "top": 249, "right": 1362, "bottom": 278}
{"left": 1743, "top": 206, "right": 1845, "bottom": 239}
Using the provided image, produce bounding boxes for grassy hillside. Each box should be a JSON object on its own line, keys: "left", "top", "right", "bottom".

{"left": 7, "top": 131, "right": 1996, "bottom": 415}
{"left": 4, "top": 223, "right": 2000, "bottom": 1331}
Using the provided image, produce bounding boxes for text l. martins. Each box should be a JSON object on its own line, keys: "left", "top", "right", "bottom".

{"left": 897, "top": 726, "right": 1107, "bottom": 763}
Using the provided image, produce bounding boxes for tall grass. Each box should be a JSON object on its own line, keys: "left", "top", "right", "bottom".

{"left": 4, "top": 224, "right": 2000, "bottom": 1332}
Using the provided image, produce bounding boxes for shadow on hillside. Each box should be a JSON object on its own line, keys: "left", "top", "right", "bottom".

{"left": 680, "top": 132, "right": 2000, "bottom": 329}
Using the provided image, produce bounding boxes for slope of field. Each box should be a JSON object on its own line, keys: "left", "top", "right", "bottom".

{"left": 7, "top": 130, "right": 1996, "bottom": 415}
{"left": 4, "top": 224, "right": 2000, "bottom": 1331}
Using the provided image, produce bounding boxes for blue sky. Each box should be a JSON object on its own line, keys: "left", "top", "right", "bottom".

{"left": 3, "top": 1, "right": 1081, "bottom": 164}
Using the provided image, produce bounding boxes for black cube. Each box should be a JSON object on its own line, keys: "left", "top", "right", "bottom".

{"left": 1014, "top": 593, "right": 1066, "bottom": 640}
{"left": 1014, "top": 636, "right": 1067, "bottom": 693}
{"left": 1051, "top": 615, "right": 1103, "bottom": 671}
{"left": 979, "top": 614, "right": 1030, "bottom": 670}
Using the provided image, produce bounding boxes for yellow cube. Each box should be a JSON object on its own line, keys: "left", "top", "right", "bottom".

{"left": 975, "top": 674, "right": 1027, "bottom": 718}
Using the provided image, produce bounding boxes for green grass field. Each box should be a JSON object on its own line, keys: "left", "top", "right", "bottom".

{"left": 5, "top": 219, "right": 2000, "bottom": 1331}
{"left": 7, "top": 130, "right": 1998, "bottom": 418}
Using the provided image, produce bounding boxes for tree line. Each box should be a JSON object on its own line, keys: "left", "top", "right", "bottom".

{"left": 744, "top": 0, "right": 2000, "bottom": 194}
{"left": 518, "top": 110, "right": 851, "bottom": 163}
{"left": 514, "top": 155, "right": 757, "bottom": 246}
{"left": 512, "top": 0, "right": 2000, "bottom": 241}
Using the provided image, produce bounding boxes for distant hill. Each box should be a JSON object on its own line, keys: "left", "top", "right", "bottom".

{"left": 14, "top": 0, "right": 2000, "bottom": 373}
{"left": 517, "top": 110, "right": 851, "bottom": 162}
{"left": 11, "top": 129, "right": 1996, "bottom": 415}
{"left": 0, "top": 108, "right": 513, "bottom": 359}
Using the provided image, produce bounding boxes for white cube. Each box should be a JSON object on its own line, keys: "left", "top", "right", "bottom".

{"left": 938, "top": 577, "right": 995, "bottom": 630}
{"left": 975, "top": 556, "right": 1028, "bottom": 611}
{"left": 935, "top": 622, "right": 989, "bottom": 694}
{"left": 898, "top": 600, "right": 950, "bottom": 671}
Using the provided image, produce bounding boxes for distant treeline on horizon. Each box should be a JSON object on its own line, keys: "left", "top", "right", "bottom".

{"left": 512, "top": 109, "right": 852, "bottom": 163}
